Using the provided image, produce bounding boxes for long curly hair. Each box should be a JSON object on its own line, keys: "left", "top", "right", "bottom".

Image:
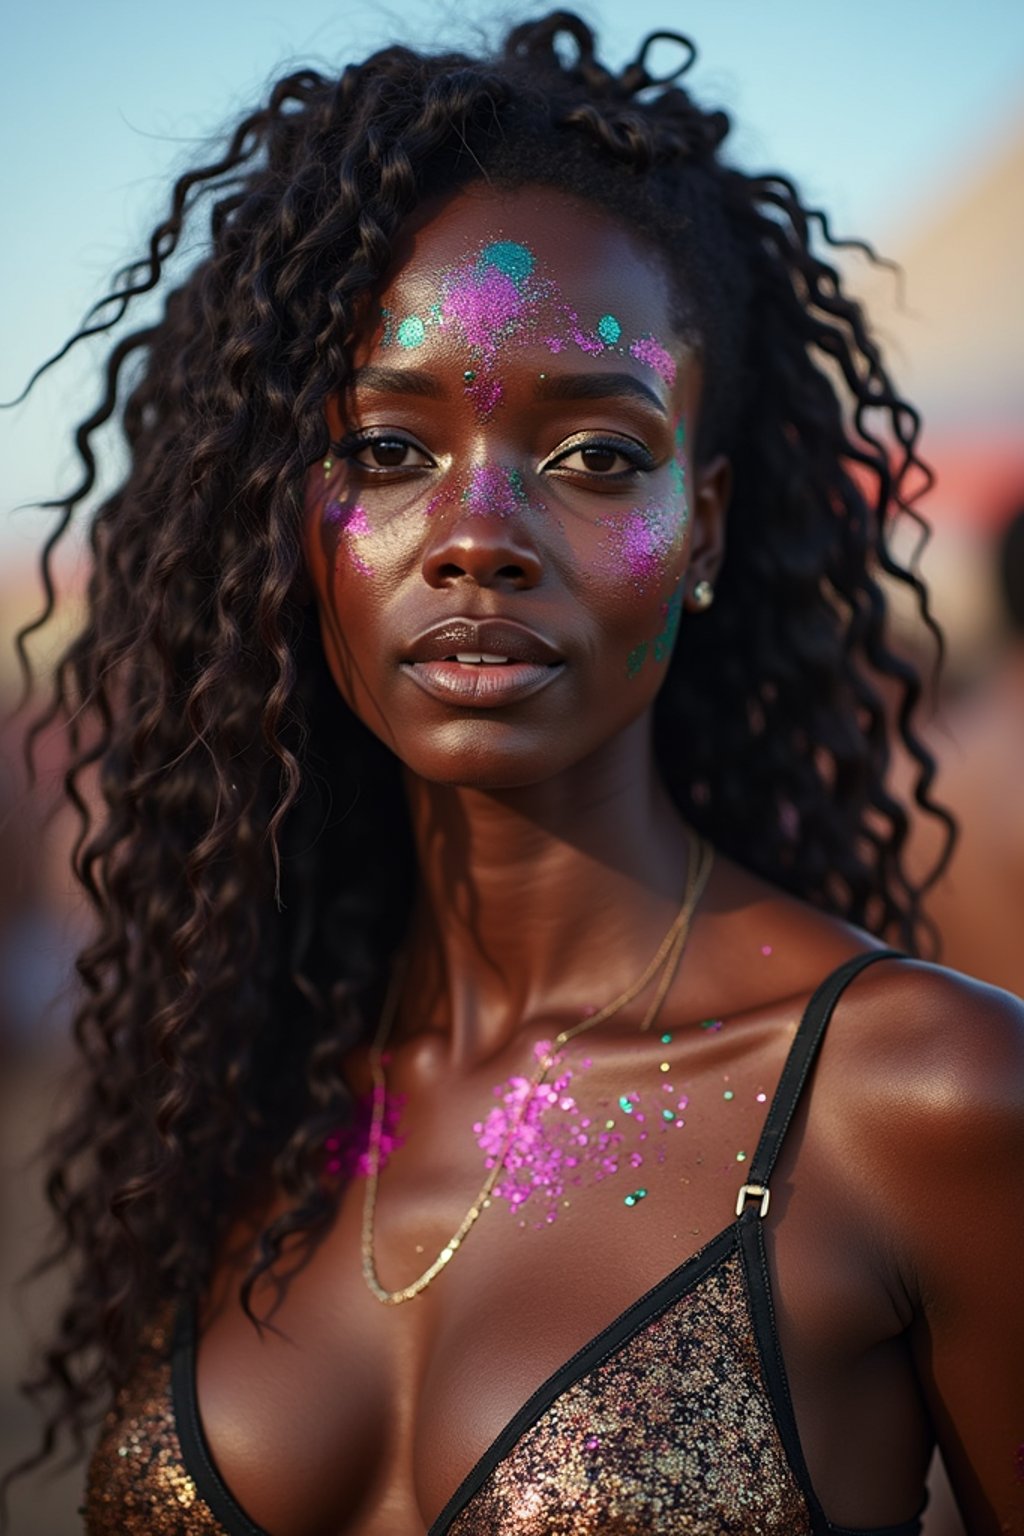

{"left": 8, "top": 8, "right": 951, "bottom": 1489}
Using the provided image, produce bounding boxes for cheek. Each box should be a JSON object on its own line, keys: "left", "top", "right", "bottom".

{"left": 306, "top": 460, "right": 390, "bottom": 590}
{"left": 322, "top": 499, "right": 375, "bottom": 576}
{"left": 597, "top": 496, "right": 690, "bottom": 590}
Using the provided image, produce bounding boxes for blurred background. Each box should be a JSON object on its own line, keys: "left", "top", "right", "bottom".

{"left": 2, "top": 0, "right": 1022, "bottom": 1528}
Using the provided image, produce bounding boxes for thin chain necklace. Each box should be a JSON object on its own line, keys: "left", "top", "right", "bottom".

{"left": 361, "top": 832, "right": 714, "bottom": 1305}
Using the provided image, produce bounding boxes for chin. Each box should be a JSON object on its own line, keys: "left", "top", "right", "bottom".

{"left": 394, "top": 719, "right": 587, "bottom": 792}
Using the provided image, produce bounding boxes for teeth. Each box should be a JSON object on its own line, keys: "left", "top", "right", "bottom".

{"left": 453, "top": 652, "right": 511, "bottom": 664}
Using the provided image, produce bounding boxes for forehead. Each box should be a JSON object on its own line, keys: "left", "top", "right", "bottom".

{"left": 368, "top": 183, "right": 680, "bottom": 358}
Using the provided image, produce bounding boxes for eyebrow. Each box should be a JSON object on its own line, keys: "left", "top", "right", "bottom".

{"left": 348, "top": 365, "right": 669, "bottom": 413}
{"left": 535, "top": 372, "right": 667, "bottom": 414}
{"left": 350, "top": 365, "right": 447, "bottom": 398}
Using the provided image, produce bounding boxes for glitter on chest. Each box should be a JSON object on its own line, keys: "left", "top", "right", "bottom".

{"left": 472, "top": 1044, "right": 682, "bottom": 1225}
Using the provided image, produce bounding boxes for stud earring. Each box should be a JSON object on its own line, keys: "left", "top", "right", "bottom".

{"left": 691, "top": 579, "right": 715, "bottom": 611}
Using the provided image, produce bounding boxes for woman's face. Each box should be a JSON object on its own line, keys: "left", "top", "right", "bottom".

{"left": 303, "top": 183, "right": 728, "bottom": 789}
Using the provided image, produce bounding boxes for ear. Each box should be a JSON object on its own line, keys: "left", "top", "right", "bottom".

{"left": 685, "top": 453, "right": 730, "bottom": 610}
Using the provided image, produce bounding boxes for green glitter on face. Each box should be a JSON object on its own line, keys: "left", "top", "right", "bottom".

{"left": 624, "top": 1187, "right": 648, "bottom": 1207}
{"left": 396, "top": 315, "right": 426, "bottom": 349}
{"left": 480, "top": 239, "right": 535, "bottom": 284}
{"left": 723, "top": 1090, "right": 734, "bottom": 1101}
{"left": 653, "top": 589, "right": 683, "bottom": 665}
{"left": 670, "top": 419, "right": 687, "bottom": 494}
{"left": 662, "top": 1108, "right": 674, "bottom": 1122}
{"left": 618, "top": 1095, "right": 634, "bottom": 1114}
{"left": 626, "top": 641, "right": 648, "bottom": 679}
{"left": 597, "top": 313, "right": 622, "bottom": 344}
{"left": 463, "top": 369, "right": 476, "bottom": 382}
{"left": 660, "top": 1032, "right": 672, "bottom": 1045}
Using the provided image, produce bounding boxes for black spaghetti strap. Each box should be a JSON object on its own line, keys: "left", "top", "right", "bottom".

{"left": 741, "top": 948, "right": 903, "bottom": 1202}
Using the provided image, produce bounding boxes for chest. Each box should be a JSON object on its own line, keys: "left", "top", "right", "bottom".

{"left": 190, "top": 1026, "right": 861, "bottom": 1536}
{"left": 192, "top": 1032, "right": 788, "bottom": 1533}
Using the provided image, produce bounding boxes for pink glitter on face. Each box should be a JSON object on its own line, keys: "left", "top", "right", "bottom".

{"left": 323, "top": 501, "right": 374, "bottom": 575}
{"left": 444, "top": 265, "right": 524, "bottom": 356}
{"left": 602, "top": 499, "right": 689, "bottom": 592}
{"left": 463, "top": 464, "right": 530, "bottom": 518}
{"left": 630, "top": 335, "right": 678, "bottom": 387}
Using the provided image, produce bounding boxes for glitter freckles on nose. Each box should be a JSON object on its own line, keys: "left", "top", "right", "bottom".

{"left": 463, "top": 465, "right": 530, "bottom": 518}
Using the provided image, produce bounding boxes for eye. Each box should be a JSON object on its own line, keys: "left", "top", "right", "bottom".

{"left": 545, "top": 435, "right": 657, "bottom": 481}
{"left": 334, "top": 433, "right": 435, "bottom": 471}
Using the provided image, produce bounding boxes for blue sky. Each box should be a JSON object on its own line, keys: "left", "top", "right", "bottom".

{"left": 2, "top": 0, "right": 1022, "bottom": 559}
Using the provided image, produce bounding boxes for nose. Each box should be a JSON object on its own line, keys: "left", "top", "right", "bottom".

{"left": 420, "top": 470, "right": 543, "bottom": 591}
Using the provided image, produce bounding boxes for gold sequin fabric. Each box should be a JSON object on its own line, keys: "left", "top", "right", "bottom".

{"left": 447, "top": 1250, "right": 813, "bottom": 1536}
{"left": 84, "top": 1318, "right": 224, "bottom": 1536}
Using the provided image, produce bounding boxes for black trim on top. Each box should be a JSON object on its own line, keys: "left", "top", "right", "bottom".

{"left": 740, "top": 949, "right": 924, "bottom": 1536}
{"left": 171, "top": 1302, "right": 271, "bottom": 1536}
{"left": 428, "top": 1224, "right": 738, "bottom": 1535}
{"left": 740, "top": 1211, "right": 832, "bottom": 1535}
{"left": 745, "top": 949, "right": 902, "bottom": 1191}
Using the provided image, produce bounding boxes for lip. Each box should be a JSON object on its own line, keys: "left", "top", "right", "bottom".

{"left": 404, "top": 618, "right": 565, "bottom": 666}
{"left": 401, "top": 617, "right": 565, "bottom": 709}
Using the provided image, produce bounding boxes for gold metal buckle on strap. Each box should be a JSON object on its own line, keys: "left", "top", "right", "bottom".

{"left": 735, "top": 1183, "right": 771, "bottom": 1218}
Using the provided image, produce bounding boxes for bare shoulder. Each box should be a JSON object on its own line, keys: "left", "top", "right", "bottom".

{"left": 812, "top": 956, "right": 1024, "bottom": 1286}
{"left": 824, "top": 956, "right": 1024, "bottom": 1124}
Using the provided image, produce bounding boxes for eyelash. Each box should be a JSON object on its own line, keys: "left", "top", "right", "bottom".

{"left": 330, "top": 430, "right": 658, "bottom": 482}
{"left": 330, "top": 431, "right": 434, "bottom": 472}
{"left": 543, "top": 434, "right": 657, "bottom": 482}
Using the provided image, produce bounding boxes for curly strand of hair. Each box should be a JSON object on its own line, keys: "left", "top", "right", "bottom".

{"left": 3, "top": 17, "right": 958, "bottom": 1515}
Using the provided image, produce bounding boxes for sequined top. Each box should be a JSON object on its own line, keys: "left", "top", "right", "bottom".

{"left": 84, "top": 950, "right": 926, "bottom": 1536}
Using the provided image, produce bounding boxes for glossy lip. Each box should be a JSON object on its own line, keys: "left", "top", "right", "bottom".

{"left": 404, "top": 618, "right": 565, "bottom": 666}
{"left": 402, "top": 617, "right": 565, "bottom": 709}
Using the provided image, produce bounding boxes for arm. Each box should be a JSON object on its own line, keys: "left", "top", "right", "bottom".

{"left": 878, "top": 970, "right": 1024, "bottom": 1533}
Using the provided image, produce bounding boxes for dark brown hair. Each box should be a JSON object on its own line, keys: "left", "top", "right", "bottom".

{"left": 8, "top": 9, "right": 951, "bottom": 1493}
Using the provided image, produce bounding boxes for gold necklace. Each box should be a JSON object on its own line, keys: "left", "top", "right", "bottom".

{"left": 361, "top": 832, "right": 713, "bottom": 1305}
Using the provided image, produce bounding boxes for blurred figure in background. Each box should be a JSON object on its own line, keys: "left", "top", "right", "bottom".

{"left": 907, "top": 506, "right": 1024, "bottom": 1000}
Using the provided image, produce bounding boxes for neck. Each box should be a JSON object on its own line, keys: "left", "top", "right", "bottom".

{"left": 399, "top": 716, "right": 694, "bottom": 1067}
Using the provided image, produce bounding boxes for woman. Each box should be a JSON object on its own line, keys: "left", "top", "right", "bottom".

{"left": 8, "top": 12, "right": 1022, "bottom": 1534}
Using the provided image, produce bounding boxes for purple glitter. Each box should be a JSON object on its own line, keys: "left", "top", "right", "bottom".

{"left": 473, "top": 1046, "right": 695, "bottom": 1224}
{"left": 474, "top": 1044, "right": 625, "bottom": 1221}
{"left": 324, "top": 501, "right": 373, "bottom": 575}
{"left": 604, "top": 501, "right": 687, "bottom": 588}
{"left": 466, "top": 374, "right": 504, "bottom": 420}
{"left": 463, "top": 464, "right": 530, "bottom": 518}
{"left": 323, "top": 1090, "right": 406, "bottom": 1179}
{"left": 444, "top": 265, "right": 524, "bottom": 356}
{"left": 630, "top": 335, "right": 677, "bottom": 386}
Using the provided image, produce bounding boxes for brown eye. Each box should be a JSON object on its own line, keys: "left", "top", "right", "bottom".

{"left": 579, "top": 445, "right": 620, "bottom": 473}
{"left": 360, "top": 439, "right": 416, "bottom": 468}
